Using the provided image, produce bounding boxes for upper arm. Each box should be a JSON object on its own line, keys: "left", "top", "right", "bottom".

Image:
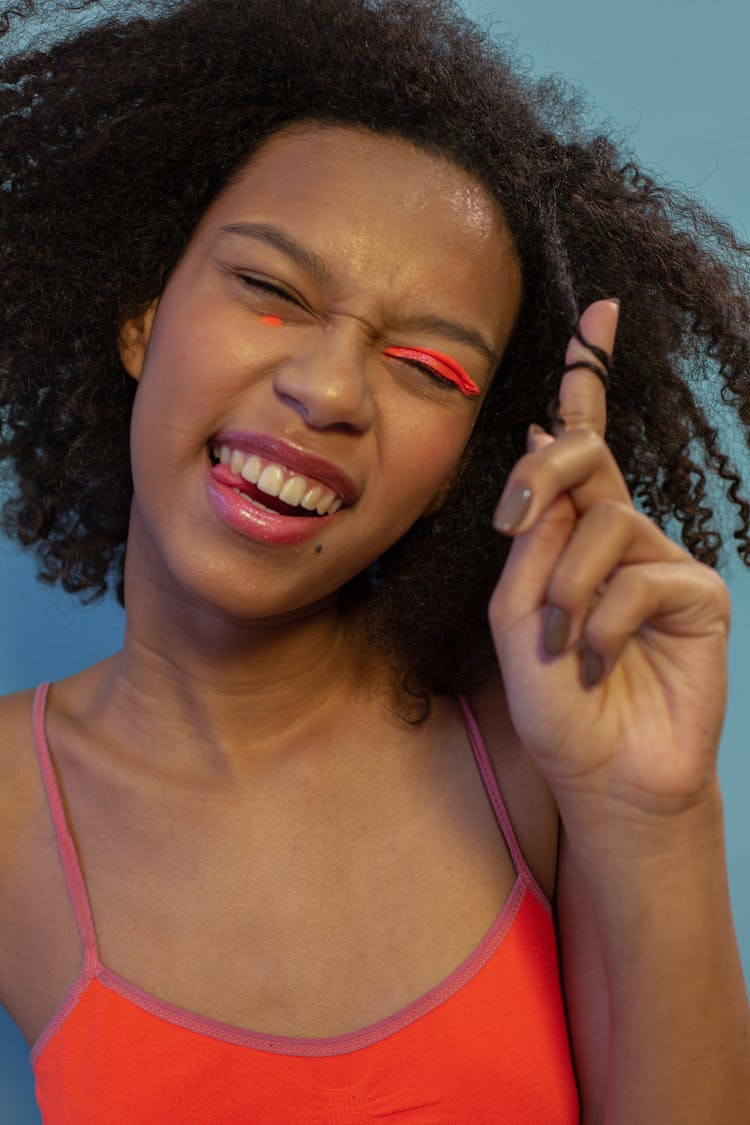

{"left": 0, "top": 690, "right": 37, "bottom": 1005}
{"left": 555, "top": 825, "right": 610, "bottom": 1124}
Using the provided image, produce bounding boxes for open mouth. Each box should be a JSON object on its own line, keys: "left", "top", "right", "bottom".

{"left": 208, "top": 442, "right": 348, "bottom": 519}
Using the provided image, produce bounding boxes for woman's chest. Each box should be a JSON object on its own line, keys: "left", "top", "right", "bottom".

{"left": 91, "top": 809, "right": 518, "bottom": 1037}
{"left": 5, "top": 716, "right": 524, "bottom": 1046}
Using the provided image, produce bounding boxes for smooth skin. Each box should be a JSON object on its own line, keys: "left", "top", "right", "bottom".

{"left": 491, "top": 299, "right": 750, "bottom": 1121}
{"left": 0, "top": 127, "right": 543, "bottom": 1060}
{"left": 0, "top": 127, "right": 748, "bottom": 1123}
{"left": 493, "top": 301, "right": 727, "bottom": 804}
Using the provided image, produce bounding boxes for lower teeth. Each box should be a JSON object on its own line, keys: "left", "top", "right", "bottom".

{"left": 232, "top": 487, "right": 274, "bottom": 512}
{"left": 231, "top": 487, "right": 316, "bottom": 516}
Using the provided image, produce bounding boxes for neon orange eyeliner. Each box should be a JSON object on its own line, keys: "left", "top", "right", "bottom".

{"left": 383, "top": 346, "right": 481, "bottom": 397}
{"left": 260, "top": 314, "right": 283, "bottom": 327}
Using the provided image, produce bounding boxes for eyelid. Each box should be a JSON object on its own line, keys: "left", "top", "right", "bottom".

{"left": 240, "top": 274, "right": 300, "bottom": 304}
{"left": 218, "top": 260, "right": 305, "bottom": 307}
{"left": 383, "top": 346, "right": 481, "bottom": 398}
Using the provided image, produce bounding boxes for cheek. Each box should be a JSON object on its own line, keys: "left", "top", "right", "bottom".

{"left": 135, "top": 314, "right": 249, "bottom": 436}
{"left": 383, "top": 413, "right": 474, "bottom": 509}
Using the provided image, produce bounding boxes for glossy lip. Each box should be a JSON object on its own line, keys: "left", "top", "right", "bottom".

{"left": 210, "top": 430, "right": 359, "bottom": 504}
{"left": 206, "top": 470, "right": 340, "bottom": 545}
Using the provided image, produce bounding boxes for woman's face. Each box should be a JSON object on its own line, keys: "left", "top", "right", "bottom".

{"left": 121, "top": 124, "right": 522, "bottom": 621}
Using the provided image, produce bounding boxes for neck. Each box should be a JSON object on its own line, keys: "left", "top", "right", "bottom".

{"left": 89, "top": 538, "right": 387, "bottom": 782}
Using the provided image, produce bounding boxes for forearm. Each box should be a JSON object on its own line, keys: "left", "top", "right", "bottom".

{"left": 560, "top": 784, "right": 750, "bottom": 1125}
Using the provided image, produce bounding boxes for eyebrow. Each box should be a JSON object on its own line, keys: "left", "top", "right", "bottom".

{"left": 218, "top": 220, "right": 497, "bottom": 367}
{"left": 393, "top": 312, "right": 496, "bottom": 367}
{"left": 219, "top": 221, "right": 335, "bottom": 288}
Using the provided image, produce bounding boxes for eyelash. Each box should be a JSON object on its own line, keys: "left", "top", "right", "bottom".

{"left": 394, "top": 356, "right": 459, "bottom": 390}
{"left": 383, "top": 347, "right": 480, "bottom": 396}
{"left": 236, "top": 274, "right": 471, "bottom": 394}
{"left": 239, "top": 275, "right": 300, "bottom": 305}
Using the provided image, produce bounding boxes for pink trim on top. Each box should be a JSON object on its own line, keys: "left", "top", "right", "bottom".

{"left": 30, "top": 683, "right": 101, "bottom": 1066}
{"left": 94, "top": 880, "right": 528, "bottom": 1057}
{"left": 32, "top": 684, "right": 99, "bottom": 953}
{"left": 29, "top": 682, "right": 551, "bottom": 1063}
{"left": 458, "top": 694, "right": 551, "bottom": 912}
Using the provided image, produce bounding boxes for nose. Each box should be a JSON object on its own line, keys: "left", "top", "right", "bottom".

{"left": 272, "top": 327, "right": 375, "bottom": 431}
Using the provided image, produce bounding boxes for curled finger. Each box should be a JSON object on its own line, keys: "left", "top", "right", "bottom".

{"left": 578, "top": 560, "right": 731, "bottom": 687}
{"left": 494, "top": 425, "right": 629, "bottom": 535}
{"left": 544, "top": 501, "right": 687, "bottom": 655}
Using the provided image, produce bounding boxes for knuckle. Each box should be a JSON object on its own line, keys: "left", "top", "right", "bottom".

{"left": 560, "top": 426, "right": 620, "bottom": 476}
{"left": 615, "top": 564, "right": 649, "bottom": 599}
{"left": 695, "top": 562, "right": 732, "bottom": 621}
{"left": 559, "top": 395, "right": 600, "bottom": 431}
{"left": 548, "top": 567, "right": 593, "bottom": 612}
{"left": 592, "top": 496, "right": 632, "bottom": 525}
{"left": 560, "top": 424, "right": 602, "bottom": 450}
{"left": 593, "top": 566, "right": 647, "bottom": 619}
{"left": 583, "top": 612, "right": 624, "bottom": 659}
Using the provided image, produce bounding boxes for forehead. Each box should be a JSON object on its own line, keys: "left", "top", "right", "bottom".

{"left": 195, "top": 124, "right": 521, "bottom": 340}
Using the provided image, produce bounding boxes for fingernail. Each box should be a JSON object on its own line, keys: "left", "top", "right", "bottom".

{"left": 582, "top": 648, "right": 605, "bottom": 687}
{"left": 493, "top": 485, "right": 532, "bottom": 533}
{"left": 605, "top": 297, "right": 621, "bottom": 308}
{"left": 526, "top": 422, "right": 545, "bottom": 451}
{"left": 546, "top": 396, "right": 564, "bottom": 433}
{"left": 544, "top": 606, "right": 570, "bottom": 655}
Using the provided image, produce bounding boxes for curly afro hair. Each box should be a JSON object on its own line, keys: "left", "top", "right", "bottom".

{"left": 1, "top": 0, "right": 749, "bottom": 711}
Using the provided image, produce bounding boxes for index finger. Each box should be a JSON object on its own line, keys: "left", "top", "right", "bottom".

{"left": 558, "top": 298, "right": 620, "bottom": 438}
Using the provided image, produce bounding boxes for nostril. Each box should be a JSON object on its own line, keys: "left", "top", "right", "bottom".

{"left": 273, "top": 358, "right": 373, "bottom": 431}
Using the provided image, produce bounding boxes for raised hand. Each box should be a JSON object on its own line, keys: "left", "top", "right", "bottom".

{"left": 488, "top": 299, "right": 731, "bottom": 818}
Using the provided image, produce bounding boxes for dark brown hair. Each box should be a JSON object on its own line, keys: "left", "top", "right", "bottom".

{"left": 1, "top": 0, "right": 749, "bottom": 706}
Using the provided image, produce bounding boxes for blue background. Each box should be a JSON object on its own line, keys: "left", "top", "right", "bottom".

{"left": 2, "top": 0, "right": 748, "bottom": 1118}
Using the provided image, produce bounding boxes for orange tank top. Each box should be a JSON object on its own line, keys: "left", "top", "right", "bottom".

{"left": 29, "top": 683, "right": 580, "bottom": 1123}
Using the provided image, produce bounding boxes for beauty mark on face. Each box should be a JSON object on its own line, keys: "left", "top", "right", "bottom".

{"left": 383, "top": 345, "right": 481, "bottom": 397}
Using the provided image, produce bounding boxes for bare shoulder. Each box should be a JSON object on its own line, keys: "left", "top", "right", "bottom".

{"left": 0, "top": 676, "right": 112, "bottom": 1044}
{"left": 466, "top": 673, "right": 559, "bottom": 901}
{"left": 0, "top": 687, "right": 40, "bottom": 844}
{"left": 0, "top": 689, "right": 42, "bottom": 978}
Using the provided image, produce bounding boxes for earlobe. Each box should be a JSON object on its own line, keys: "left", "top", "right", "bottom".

{"left": 117, "top": 300, "right": 159, "bottom": 381}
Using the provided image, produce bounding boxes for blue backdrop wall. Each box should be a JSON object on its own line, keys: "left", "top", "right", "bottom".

{"left": 2, "top": 1, "right": 748, "bottom": 1119}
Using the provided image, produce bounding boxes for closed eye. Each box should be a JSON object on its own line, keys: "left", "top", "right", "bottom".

{"left": 239, "top": 275, "right": 301, "bottom": 306}
{"left": 383, "top": 346, "right": 481, "bottom": 397}
{"left": 397, "top": 356, "right": 460, "bottom": 390}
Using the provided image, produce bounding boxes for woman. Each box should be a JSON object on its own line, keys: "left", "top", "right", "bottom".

{"left": 0, "top": 0, "right": 748, "bottom": 1121}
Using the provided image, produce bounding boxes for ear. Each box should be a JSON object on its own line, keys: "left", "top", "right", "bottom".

{"left": 117, "top": 299, "right": 159, "bottom": 381}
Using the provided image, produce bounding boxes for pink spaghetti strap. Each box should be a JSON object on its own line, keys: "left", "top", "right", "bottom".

{"left": 32, "top": 683, "right": 99, "bottom": 966}
{"left": 458, "top": 694, "right": 549, "bottom": 907}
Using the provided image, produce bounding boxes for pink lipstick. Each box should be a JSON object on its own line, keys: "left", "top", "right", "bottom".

{"left": 210, "top": 431, "right": 359, "bottom": 504}
{"left": 205, "top": 431, "right": 355, "bottom": 546}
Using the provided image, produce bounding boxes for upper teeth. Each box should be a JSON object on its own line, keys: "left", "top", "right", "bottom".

{"left": 214, "top": 444, "right": 344, "bottom": 516}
